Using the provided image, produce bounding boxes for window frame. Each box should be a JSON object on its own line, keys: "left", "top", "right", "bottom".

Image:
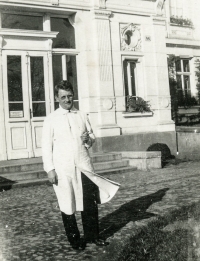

{"left": 176, "top": 58, "right": 191, "bottom": 97}
{"left": 52, "top": 53, "right": 79, "bottom": 110}
{"left": 169, "top": 0, "right": 183, "bottom": 17}
{"left": 49, "top": 14, "right": 80, "bottom": 110}
{"left": 122, "top": 58, "right": 139, "bottom": 97}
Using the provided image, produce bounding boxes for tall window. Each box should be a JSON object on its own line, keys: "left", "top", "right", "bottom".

{"left": 7, "top": 56, "right": 24, "bottom": 118}
{"left": 170, "top": 0, "right": 183, "bottom": 17}
{"left": 53, "top": 55, "right": 78, "bottom": 109}
{"left": 123, "top": 60, "right": 137, "bottom": 97}
{"left": 169, "top": 0, "right": 191, "bottom": 20}
{"left": 176, "top": 59, "right": 191, "bottom": 105}
{"left": 51, "top": 17, "right": 78, "bottom": 109}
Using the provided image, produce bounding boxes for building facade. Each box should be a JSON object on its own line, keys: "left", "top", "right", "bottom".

{"left": 165, "top": 0, "right": 200, "bottom": 125}
{"left": 0, "top": 0, "right": 176, "bottom": 161}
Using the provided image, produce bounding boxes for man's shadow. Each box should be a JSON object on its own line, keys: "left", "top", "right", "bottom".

{"left": 99, "top": 188, "right": 169, "bottom": 239}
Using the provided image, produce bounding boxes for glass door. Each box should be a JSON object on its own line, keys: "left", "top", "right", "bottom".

{"left": 28, "top": 53, "right": 50, "bottom": 157}
{"left": 3, "top": 50, "right": 50, "bottom": 159}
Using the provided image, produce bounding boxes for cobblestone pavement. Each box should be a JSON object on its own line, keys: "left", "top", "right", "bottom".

{"left": 1, "top": 161, "right": 200, "bottom": 261}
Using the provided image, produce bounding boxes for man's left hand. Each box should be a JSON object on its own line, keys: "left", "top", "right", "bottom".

{"left": 81, "top": 132, "right": 90, "bottom": 144}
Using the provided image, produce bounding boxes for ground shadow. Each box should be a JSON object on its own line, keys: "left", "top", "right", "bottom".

{"left": 99, "top": 188, "right": 169, "bottom": 239}
{"left": 0, "top": 176, "right": 16, "bottom": 192}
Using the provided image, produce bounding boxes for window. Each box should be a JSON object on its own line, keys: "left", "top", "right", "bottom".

{"left": 30, "top": 57, "right": 46, "bottom": 117}
{"left": 123, "top": 60, "right": 137, "bottom": 97}
{"left": 51, "top": 16, "right": 78, "bottom": 109}
{"left": 2, "top": 13, "right": 43, "bottom": 30}
{"left": 170, "top": 0, "right": 183, "bottom": 17}
{"left": 52, "top": 55, "right": 78, "bottom": 109}
{"left": 7, "top": 56, "right": 24, "bottom": 117}
{"left": 51, "top": 17, "right": 75, "bottom": 49}
{"left": 175, "top": 58, "right": 191, "bottom": 105}
{"left": 169, "top": 0, "right": 192, "bottom": 20}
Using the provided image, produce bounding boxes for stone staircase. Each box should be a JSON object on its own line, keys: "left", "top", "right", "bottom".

{"left": 0, "top": 152, "right": 137, "bottom": 190}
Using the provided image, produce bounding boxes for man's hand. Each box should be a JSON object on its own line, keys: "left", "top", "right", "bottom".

{"left": 48, "top": 170, "right": 58, "bottom": 185}
{"left": 81, "top": 132, "right": 90, "bottom": 144}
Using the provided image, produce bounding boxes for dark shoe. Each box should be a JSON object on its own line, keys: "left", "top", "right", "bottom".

{"left": 87, "top": 239, "right": 109, "bottom": 246}
{"left": 71, "top": 242, "right": 80, "bottom": 250}
{"left": 71, "top": 238, "right": 86, "bottom": 250}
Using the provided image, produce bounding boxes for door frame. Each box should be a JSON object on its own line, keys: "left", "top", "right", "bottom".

{"left": 2, "top": 50, "right": 51, "bottom": 159}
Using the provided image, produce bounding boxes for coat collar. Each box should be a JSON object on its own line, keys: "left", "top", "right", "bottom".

{"left": 58, "top": 105, "right": 78, "bottom": 115}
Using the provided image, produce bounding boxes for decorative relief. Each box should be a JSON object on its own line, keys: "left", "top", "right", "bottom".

{"left": 120, "top": 23, "right": 141, "bottom": 52}
{"left": 103, "top": 99, "right": 113, "bottom": 110}
{"left": 159, "top": 96, "right": 170, "bottom": 108}
{"left": 156, "top": 0, "right": 165, "bottom": 15}
{"left": 98, "top": 98, "right": 116, "bottom": 111}
{"left": 68, "top": 14, "right": 76, "bottom": 28}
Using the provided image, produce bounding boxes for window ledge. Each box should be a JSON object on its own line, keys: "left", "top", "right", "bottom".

{"left": 122, "top": 111, "right": 153, "bottom": 118}
{"left": 0, "top": 28, "right": 58, "bottom": 38}
{"left": 170, "top": 23, "right": 193, "bottom": 29}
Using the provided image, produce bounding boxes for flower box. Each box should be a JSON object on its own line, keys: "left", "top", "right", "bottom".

{"left": 122, "top": 111, "right": 153, "bottom": 118}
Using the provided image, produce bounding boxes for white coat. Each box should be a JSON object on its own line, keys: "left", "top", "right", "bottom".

{"left": 42, "top": 106, "right": 120, "bottom": 215}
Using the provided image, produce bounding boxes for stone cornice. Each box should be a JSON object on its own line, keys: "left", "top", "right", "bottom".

{"left": 0, "top": 29, "right": 58, "bottom": 39}
{"left": 92, "top": 9, "right": 112, "bottom": 19}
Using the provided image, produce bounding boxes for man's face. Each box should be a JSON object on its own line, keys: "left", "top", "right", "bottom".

{"left": 56, "top": 89, "right": 74, "bottom": 110}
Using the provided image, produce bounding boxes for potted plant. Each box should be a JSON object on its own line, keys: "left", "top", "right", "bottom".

{"left": 126, "top": 95, "right": 151, "bottom": 113}
{"left": 170, "top": 16, "right": 193, "bottom": 28}
{"left": 122, "top": 96, "right": 152, "bottom": 118}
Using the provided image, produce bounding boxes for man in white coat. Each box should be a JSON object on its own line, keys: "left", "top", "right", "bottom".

{"left": 42, "top": 81, "right": 120, "bottom": 250}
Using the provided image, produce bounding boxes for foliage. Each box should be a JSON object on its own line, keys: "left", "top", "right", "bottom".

{"left": 126, "top": 96, "right": 151, "bottom": 113}
{"left": 178, "top": 95, "right": 198, "bottom": 108}
{"left": 195, "top": 59, "right": 200, "bottom": 105}
{"left": 168, "top": 55, "right": 179, "bottom": 123}
{"left": 167, "top": 55, "right": 199, "bottom": 125}
{"left": 170, "top": 16, "right": 193, "bottom": 27}
{"left": 115, "top": 203, "right": 199, "bottom": 261}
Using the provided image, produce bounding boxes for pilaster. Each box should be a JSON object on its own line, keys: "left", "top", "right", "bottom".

{"left": 90, "top": 9, "right": 121, "bottom": 137}
{"left": 151, "top": 16, "right": 175, "bottom": 131}
{"left": 0, "top": 34, "right": 7, "bottom": 160}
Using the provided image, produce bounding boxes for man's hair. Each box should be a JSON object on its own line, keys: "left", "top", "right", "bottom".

{"left": 54, "top": 80, "right": 74, "bottom": 97}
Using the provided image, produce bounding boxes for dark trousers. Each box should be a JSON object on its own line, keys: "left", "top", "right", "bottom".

{"left": 61, "top": 173, "right": 99, "bottom": 244}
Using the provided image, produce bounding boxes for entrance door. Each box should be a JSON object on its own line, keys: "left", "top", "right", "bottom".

{"left": 2, "top": 51, "right": 51, "bottom": 159}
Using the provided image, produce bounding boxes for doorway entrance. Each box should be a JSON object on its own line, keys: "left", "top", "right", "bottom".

{"left": 2, "top": 50, "right": 51, "bottom": 159}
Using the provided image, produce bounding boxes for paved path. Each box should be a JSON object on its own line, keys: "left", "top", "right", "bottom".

{"left": 0, "top": 160, "right": 200, "bottom": 261}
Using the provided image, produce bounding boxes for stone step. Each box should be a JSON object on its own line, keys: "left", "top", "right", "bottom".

{"left": 91, "top": 153, "right": 122, "bottom": 163}
{"left": 0, "top": 170, "right": 46, "bottom": 181}
{"left": 94, "top": 159, "right": 129, "bottom": 171}
{"left": 0, "top": 159, "right": 131, "bottom": 181}
{"left": 0, "top": 162, "right": 44, "bottom": 174}
{"left": 0, "top": 153, "right": 123, "bottom": 174}
{"left": 0, "top": 166, "right": 137, "bottom": 190}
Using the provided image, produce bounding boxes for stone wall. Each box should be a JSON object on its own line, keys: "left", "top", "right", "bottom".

{"left": 91, "top": 130, "right": 177, "bottom": 156}
{"left": 176, "top": 127, "right": 200, "bottom": 160}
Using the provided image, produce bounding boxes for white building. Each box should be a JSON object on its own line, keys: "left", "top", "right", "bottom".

{"left": 0, "top": 0, "right": 177, "bottom": 161}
